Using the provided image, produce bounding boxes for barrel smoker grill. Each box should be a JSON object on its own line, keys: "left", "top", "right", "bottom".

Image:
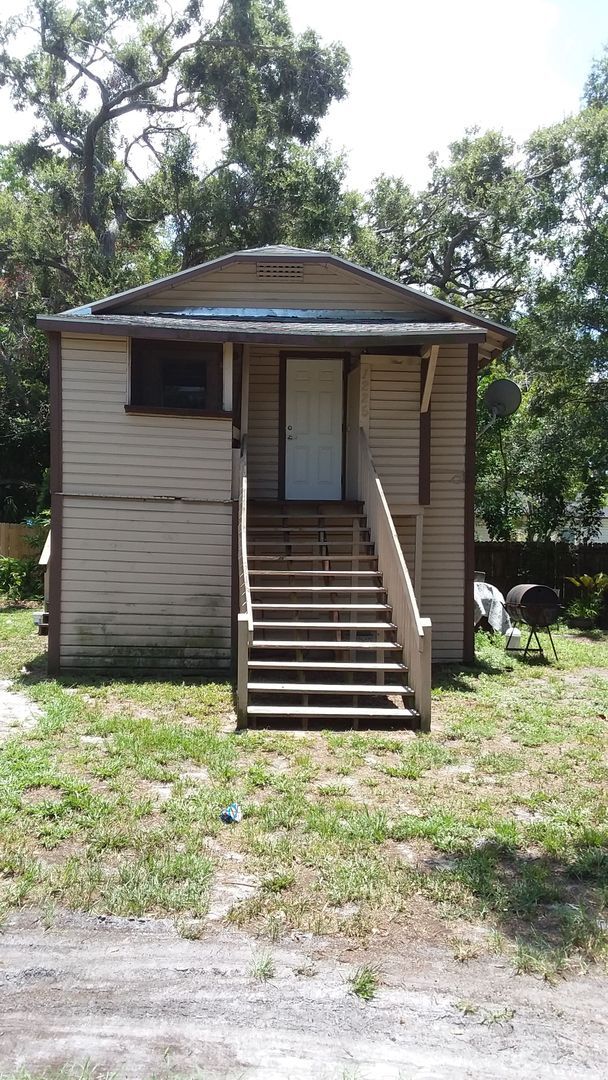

{"left": 505, "top": 584, "right": 561, "bottom": 660}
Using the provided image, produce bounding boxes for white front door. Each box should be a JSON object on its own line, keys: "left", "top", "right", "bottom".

{"left": 285, "top": 358, "right": 343, "bottom": 500}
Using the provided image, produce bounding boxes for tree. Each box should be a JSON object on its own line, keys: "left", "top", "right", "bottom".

{"left": 0, "top": 0, "right": 352, "bottom": 517}
{"left": 0, "top": 0, "right": 349, "bottom": 257}
{"left": 349, "top": 130, "right": 534, "bottom": 323}
{"left": 354, "top": 65, "right": 608, "bottom": 541}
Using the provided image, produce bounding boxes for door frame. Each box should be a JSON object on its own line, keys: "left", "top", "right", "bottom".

{"left": 278, "top": 350, "right": 351, "bottom": 501}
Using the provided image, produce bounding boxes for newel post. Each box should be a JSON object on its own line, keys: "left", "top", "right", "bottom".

{"left": 236, "top": 612, "right": 249, "bottom": 729}
{"left": 418, "top": 618, "right": 433, "bottom": 732}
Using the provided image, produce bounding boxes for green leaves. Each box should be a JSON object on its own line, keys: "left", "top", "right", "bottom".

{"left": 0, "top": 0, "right": 352, "bottom": 518}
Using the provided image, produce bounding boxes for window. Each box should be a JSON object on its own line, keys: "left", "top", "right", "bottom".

{"left": 129, "top": 339, "right": 224, "bottom": 414}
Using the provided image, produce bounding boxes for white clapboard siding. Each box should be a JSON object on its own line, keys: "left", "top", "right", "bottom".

{"left": 119, "top": 261, "right": 429, "bottom": 314}
{"left": 247, "top": 345, "right": 280, "bottom": 498}
{"left": 61, "top": 335, "right": 232, "bottom": 499}
{"left": 60, "top": 497, "right": 232, "bottom": 672}
{"left": 366, "top": 356, "right": 420, "bottom": 504}
{"left": 420, "top": 345, "right": 468, "bottom": 661}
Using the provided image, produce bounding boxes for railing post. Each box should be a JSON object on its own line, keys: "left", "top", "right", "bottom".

{"left": 358, "top": 427, "right": 433, "bottom": 731}
{"left": 417, "top": 618, "right": 433, "bottom": 732}
{"left": 236, "top": 613, "right": 249, "bottom": 729}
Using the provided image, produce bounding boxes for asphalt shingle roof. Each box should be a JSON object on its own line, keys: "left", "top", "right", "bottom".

{"left": 36, "top": 311, "right": 486, "bottom": 345}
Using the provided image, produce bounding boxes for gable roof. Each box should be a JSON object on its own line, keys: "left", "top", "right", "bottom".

{"left": 80, "top": 245, "right": 515, "bottom": 343}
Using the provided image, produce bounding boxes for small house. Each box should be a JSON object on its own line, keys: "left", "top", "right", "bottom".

{"left": 37, "top": 245, "right": 514, "bottom": 728}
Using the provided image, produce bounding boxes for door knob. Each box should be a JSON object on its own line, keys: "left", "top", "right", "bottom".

{"left": 287, "top": 434, "right": 296, "bottom": 440}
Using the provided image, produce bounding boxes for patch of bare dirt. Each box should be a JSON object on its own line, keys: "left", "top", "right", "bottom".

{"left": 178, "top": 762, "right": 211, "bottom": 785}
{"left": 385, "top": 838, "right": 458, "bottom": 872}
{"left": 21, "top": 785, "right": 64, "bottom": 807}
{"left": 563, "top": 667, "right": 608, "bottom": 685}
{"left": 0, "top": 679, "right": 41, "bottom": 741}
{"left": 206, "top": 874, "right": 260, "bottom": 922}
{"left": 79, "top": 734, "right": 109, "bottom": 749}
{"left": 1, "top": 907, "right": 605, "bottom": 1077}
{"left": 35, "top": 840, "right": 86, "bottom": 866}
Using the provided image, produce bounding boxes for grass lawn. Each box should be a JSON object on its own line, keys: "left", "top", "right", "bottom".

{"left": 1, "top": 603, "right": 607, "bottom": 980}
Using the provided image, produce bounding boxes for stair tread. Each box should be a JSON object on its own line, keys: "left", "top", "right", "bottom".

{"left": 248, "top": 555, "right": 378, "bottom": 562}
{"left": 250, "top": 640, "right": 402, "bottom": 650}
{"left": 252, "top": 603, "right": 390, "bottom": 611}
{"left": 247, "top": 705, "right": 419, "bottom": 718}
{"left": 248, "top": 527, "right": 370, "bottom": 535}
{"left": 254, "top": 620, "right": 396, "bottom": 630}
{"left": 248, "top": 681, "right": 413, "bottom": 694}
{"left": 248, "top": 660, "right": 407, "bottom": 671}
{"left": 249, "top": 570, "right": 381, "bottom": 577}
{"left": 251, "top": 586, "right": 385, "bottom": 593}
{"left": 249, "top": 544, "right": 374, "bottom": 550}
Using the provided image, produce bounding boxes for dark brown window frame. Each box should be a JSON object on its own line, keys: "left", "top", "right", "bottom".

{"left": 126, "top": 337, "right": 231, "bottom": 419}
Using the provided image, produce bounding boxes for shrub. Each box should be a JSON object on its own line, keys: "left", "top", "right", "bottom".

{"left": 566, "top": 573, "right": 608, "bottom": 626}
{"left": 0, "top": 556, "right": 43, "bottom": 601}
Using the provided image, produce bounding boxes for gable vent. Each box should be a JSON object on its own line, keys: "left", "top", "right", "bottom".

{"left": 256, "top": 262, "right": 304, "bottom": 280}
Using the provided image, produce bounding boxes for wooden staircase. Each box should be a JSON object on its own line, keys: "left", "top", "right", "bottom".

{"left": 243, "top": 502, "right": 420, "bottom": 728}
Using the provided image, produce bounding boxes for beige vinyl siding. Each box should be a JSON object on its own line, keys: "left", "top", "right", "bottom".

{"left": 60, "top": 497, "right": 232, "bottom": 672}
{"left": 394, "top": 517, "right": 416, "bottom": 570}
{"left": 247, "top": 345, "right": 280, "bottom": 498}
{"left": 59, "top": 331, "right": 233, "bottom": 674}
{"left": 420, "top": 345, "right": 468, "bottom": 662}
{"left": 62, "top": 334, "right": 232, "bottom": 499}
{"left": 119, "top": 261, "right": 429, "bottom": 315}
{"left": 365, "top": 356, "right": 420, "bottom": 506}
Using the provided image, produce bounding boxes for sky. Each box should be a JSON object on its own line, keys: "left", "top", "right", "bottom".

{"left": 1, "top": 0, "right": 607, "bottom": 192}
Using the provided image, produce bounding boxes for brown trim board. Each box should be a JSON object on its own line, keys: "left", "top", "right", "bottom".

{"left": 278, "top": 356, "right": 287, "bottom": 500}
{"left": 47, "top": 331, "right": 62, "bottom": 675}
{"left": 124, "top": 405, "right": 232, "bottom": 420}
{"left": 419, "top": 355, "right": 431, "bottom": 506}
{"left": 463, "top": 343, "right": 478, "bottom": 663}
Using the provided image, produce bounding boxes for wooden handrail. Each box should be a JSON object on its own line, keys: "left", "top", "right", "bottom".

{"left": 236, "top": 435, "right": 253, "bottom": 727}
{"left": 358, "top": 428, "right": 432, "bottom": 729}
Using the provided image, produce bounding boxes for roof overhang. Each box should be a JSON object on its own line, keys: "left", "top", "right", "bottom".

{"left": 36, "top": 312, "right": 487, "bottom": 348}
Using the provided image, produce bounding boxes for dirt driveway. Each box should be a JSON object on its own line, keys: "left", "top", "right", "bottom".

{"left": 1, "top": 907, "right": 607, "bottom": 1079}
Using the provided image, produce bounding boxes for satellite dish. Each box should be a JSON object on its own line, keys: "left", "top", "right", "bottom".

{"left": 483, "top": 379, "right": 522, "bottom": 418}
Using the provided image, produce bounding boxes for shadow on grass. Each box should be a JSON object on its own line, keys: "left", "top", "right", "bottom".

{"left": 16, "top": 648, "right": 237, "bottom": 704}
{"left": 433, "top": 656, "right": 509, "bottom": 693}
{"left": 433, "top": 639, "right": 560, "bottom": 692}
{"left": 399, "top": 830, "right": 608, "bottom": 973}
{"left": 562, "top": 627, "right": 608, "bottom": 642}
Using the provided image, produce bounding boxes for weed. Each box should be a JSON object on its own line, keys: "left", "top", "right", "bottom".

{"left": 451, "top": 938, "right": 480, "bottom": 963}
{"left": 482, "top": 1007, "right": 516, "bottom": 1026}
{"left": 455, "top": 999, "right": 479, "bottom": 1016}
{"left": 262, "top": 871, "right": 294, "bottom": 894}
{"left": 176, "top": 917, "right": 206, "bottom": 940}
{"left": 250, "top": 950, "right": 275, "bottom": 981}
{"left": 348, "top": 964, "right": 380, "bottom": 1001}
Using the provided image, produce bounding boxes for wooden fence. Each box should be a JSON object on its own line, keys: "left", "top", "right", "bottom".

{"left": 0, "top": 523, "right": 40, "bottom": 558}
{"left": 476, "top": 542, "right": 608, "bottom": 599}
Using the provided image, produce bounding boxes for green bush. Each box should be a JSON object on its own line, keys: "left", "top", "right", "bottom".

{"left": 566, "top": 573, "right": 608, "bottom": 627}
{"left": 0, "top": 556, "right": 43, "bottom": 601}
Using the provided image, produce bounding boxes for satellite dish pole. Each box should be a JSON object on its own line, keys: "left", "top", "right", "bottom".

{"left": 478, "top": 379, "right": 522, "bottom": 437}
